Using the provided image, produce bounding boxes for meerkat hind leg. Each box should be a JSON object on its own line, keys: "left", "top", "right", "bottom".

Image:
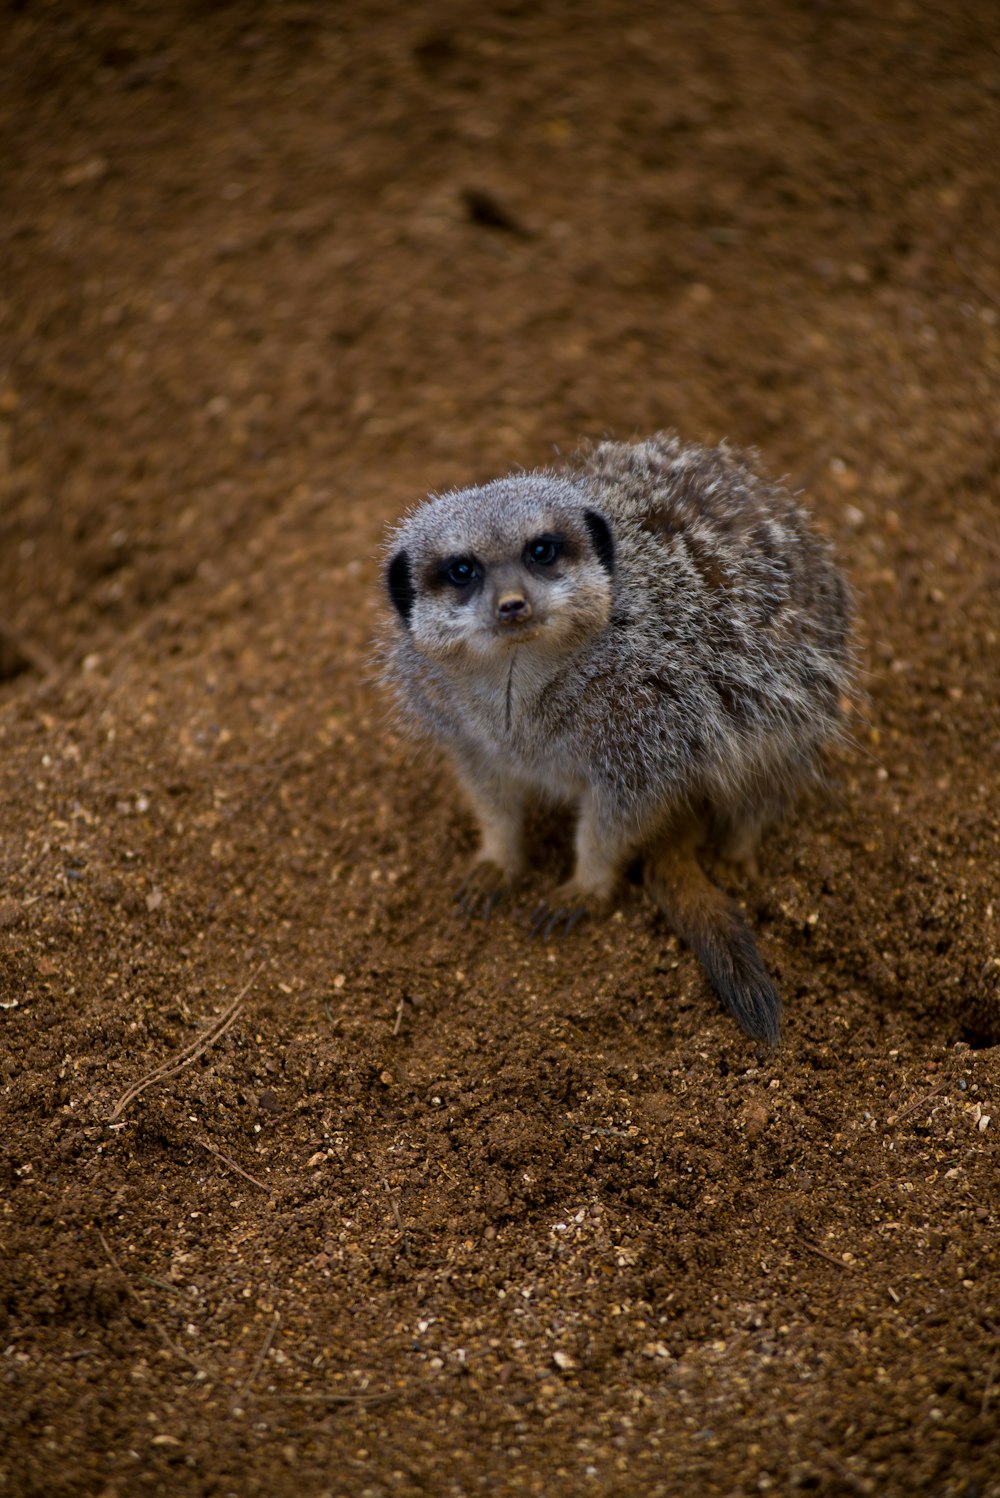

{"left": 715, "top": 807, "right": 767, "bottom": 880}
{"left": 645, "top": 824, "right": 781, "bottom": 1045}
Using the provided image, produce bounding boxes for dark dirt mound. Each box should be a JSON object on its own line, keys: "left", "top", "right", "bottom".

{"left": 2, "top": 4, "right": 998, "bottom": 1494}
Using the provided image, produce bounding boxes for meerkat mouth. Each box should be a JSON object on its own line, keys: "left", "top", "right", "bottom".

{"left": 490, "top": 625, "right": 543, "bottom": 645}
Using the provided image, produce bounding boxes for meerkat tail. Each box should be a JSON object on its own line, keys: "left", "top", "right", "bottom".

{"left": 644, "top": 835, "right": 782, "bottom": 1046}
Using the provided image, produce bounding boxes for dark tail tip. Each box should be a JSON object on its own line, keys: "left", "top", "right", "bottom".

{"left": 645, "top": 844, "right": 782, "bottom": 1046}
{"left": 696, "top": 912, "right": 782, "bottom": 1047}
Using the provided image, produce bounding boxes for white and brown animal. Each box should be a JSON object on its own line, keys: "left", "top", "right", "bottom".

{"left": 382, "top": 435, "right": 853, "bottom": 1044}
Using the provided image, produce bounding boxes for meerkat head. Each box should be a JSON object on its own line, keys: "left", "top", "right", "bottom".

{"left": 386, "top": 473, "right": 616, "bottom": 664}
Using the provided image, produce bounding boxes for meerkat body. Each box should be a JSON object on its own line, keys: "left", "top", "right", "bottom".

{"left": 383, "top": 435, "right": 853, "bottom": 1044}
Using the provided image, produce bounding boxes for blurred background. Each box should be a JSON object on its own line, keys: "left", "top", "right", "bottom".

{"left": 3, "top": 0, "right": 997, "bottom": 670}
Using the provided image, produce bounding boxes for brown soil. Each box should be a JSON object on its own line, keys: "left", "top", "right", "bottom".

{"left": 2, "top": 4, "right": 999, "bottom": 1495}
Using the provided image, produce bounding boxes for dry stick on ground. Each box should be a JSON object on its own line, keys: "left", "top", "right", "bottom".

{"left": 108, "top": 964, "right": 263, "bottom": 1122}
{"left": 798, "top": 1236, "right": 856, "bottom": 1271}
{"left": 197, "top": 1139, "right": 272, "bottom": 1195}
{"left": 816, "top": 1450, "right": 870, "bottom": 1496}
{"left": 383, "top": 1179, "right": 404, "bottom": 1231}
{"left": 888, "top": 1078, "right": 951, "bottom": 1126}
{"left": 98, "top": 1231, "right": 215, "bottom": 1381}
{"left": 0, "top": 620, "right": 57, "bottom": 680}
{"left": 230, "top": 1312, "right": 281, "bottom": 1414}
{"left": 265, "top": 1391, "right": 398, "bottom": 1407}
{"left": 981, "top": 1340, "right": 1000, "bottom": 1419}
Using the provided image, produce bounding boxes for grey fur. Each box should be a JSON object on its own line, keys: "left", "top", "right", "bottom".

{"left": 380, "top": 434, "right": 853, "bottom": 1041}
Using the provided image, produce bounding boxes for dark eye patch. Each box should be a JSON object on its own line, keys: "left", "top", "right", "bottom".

{"left": 386, "top": 549, "right": 415, "bottom": 625}
{"left": 583, "top": 509, "right": 615, "bottom": 575}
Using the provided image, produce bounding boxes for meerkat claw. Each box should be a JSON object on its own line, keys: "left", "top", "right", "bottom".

{"left": 528, "top": 903, "right": 553, "bottom": 939}
{"left": 455, "top": 863, "right": 511, "bottom": 924}
{"left": 529, "top": 900, "right": 590, "bottom": 940}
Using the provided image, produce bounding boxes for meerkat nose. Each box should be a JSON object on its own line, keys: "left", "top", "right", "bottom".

{"left": 495, "top": 592, "right": 533, "bottom": 623}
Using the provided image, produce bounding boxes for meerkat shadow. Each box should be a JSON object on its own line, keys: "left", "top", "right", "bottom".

{"left": 521, "top": 800, "right": 578, "bottom": 884}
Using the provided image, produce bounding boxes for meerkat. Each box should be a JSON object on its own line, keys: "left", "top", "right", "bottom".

{"left": 381, "top": 434, "right": 853, "bottom": 1045}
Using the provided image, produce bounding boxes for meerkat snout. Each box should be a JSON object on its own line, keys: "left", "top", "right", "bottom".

{"left": 496, "top": 591, "right": 532, "bottom": 622}
{"left": 380, "top": 435, "right": 854, "bottom": 1045}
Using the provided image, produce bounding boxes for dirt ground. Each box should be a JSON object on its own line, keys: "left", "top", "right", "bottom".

{"left": 2, "top": 3, "right": 999, "bottom": 1494}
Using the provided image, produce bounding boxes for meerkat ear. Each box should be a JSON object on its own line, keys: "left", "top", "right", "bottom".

{"left": 386, "top": 550, "right": 416, "bottom": 626}
{"left": 583, "top": 509, "right": 615, "bottom": 575}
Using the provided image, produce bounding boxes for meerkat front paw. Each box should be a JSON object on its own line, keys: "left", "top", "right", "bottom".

{"left": 529, "top": 880, "right": 614, "bottom": 940}
{"left": 455, "top": 860, "right": 516, "bottom": 922}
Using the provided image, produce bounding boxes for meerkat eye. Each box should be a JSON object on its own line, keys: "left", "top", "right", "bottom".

{"left": 525, "top": 534, "right": 562, "bottom": 567}
{"left": 442, "top": 556, "right": 480, "bottom": 588}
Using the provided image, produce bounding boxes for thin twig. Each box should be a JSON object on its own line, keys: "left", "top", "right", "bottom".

{"left": 955, "top": 518, "right": 1000, "bottom": 560}
{"left": 98, "top": 1231, "right": 213, "bottom": 1379}
{"left": 981, "top": 1348, "right": 1000, "bottom": 1419}
{"left": 245, "top": 750, "right": 306, "bottom": 816}
{"left": 198, "top": 1139, "right": 273, "bottom": 1194}
{"left": 0, "top": 620, "right": 57, "bottom": 679}
{"left": 230, "top": 1312, "right": 281, "bottom": 1413}
{"left": 138, "top": 1275, "right": 184, "bottom": 1296}
{"left": 383, "top": 1180, "right": 404, "bottom": 1230}
{"left": 262, "top": 1390, "right": 398, "bottom": 1406}
{"left": 888, "top": 1078, "right": 950, "bottom": 1126}
{"left": 954, "top": 246, "right": 999, "bottom": 308}
{"left": 798, "top": 1236, "right": 855, "bottom": 1271}
{"left": 816, "top": 1449, "right": 869, "bottom": 1495}
{"left": 108, "top": 964, "right": 263, "bottom": 1121}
